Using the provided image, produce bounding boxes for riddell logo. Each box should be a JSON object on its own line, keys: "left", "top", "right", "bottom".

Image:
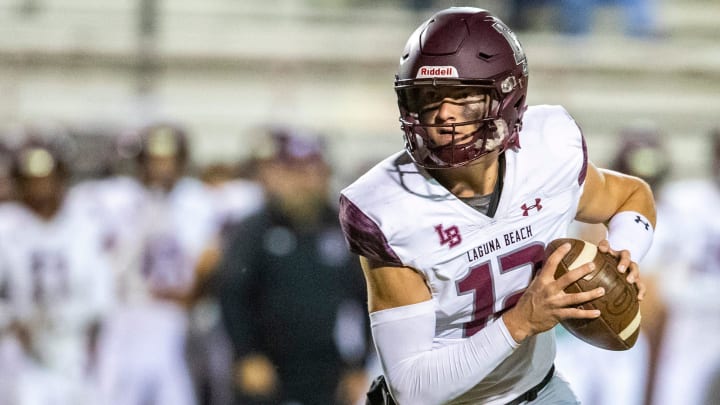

{"left": 416, "top": 66, "right": 459, "bottom": 78}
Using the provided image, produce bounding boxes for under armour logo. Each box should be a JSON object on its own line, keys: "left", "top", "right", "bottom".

{"left": 634, "top": 215, "right": 650, "bottom": 230}
{"left": 521, "top": 198, "right": 543, "bottom": 216}
{"left": 435, "top": 224, "right": 462, "bottom": 248}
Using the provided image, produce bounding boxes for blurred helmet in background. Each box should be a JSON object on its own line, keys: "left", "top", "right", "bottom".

{"left": 395, "top": 7, "right": 529, "bottom": 168}
{"left": 611, "top": 125, "right": 671, "bottom": 191}
{"left": 253, "top": 126, "right": 327, "bottom": 165}
{"left": 136, "top": 122, "right": 190, "bottom": 164}
{"left": 9, "top": 123, "right": 74, "bottom": 182}
{"left": 10, "top": 129, "right": 74, "bottom": 217}
{"left": 131, "top": 122, "right": 191, "bottom": 190}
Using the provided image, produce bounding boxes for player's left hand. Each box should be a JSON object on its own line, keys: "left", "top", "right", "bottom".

{"left": 597, "top": 239, "right": 646, "bottom": 300}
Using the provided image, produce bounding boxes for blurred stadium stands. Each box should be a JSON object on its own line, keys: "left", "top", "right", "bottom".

{"left": 0, "top": 0, "right": 718, "bottom": 184}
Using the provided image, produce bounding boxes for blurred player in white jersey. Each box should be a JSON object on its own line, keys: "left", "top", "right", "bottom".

{"left": 0, "top": 136, "right": 114, "bottom": 405}
{"left": 93, "top": 122, "right": 218, "bottom": 405}
{"left": 338, "top": 7, "right": 656, "bottom": 404}
{"left": 555, "top": 125, "right": 672, "bottom": 405}
{"left": 647, "top": 127, "right": 720, "bottom": 405}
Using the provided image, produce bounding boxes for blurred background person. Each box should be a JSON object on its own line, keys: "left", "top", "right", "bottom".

{"left": 506, "top": 0, "right": 659, "bottom": 37}
{"left": 647, "top": 127, "right": 720, "bottom": 405}
{"left": 558, "top": 0, "right": 659, "bottom": 37}
{"left": 555, "top": 123, "right": 672, "bottom": 405}
{"left": 94, "top": 122, "right": 217, "bottom": 405}
{"left": 216, "top": 128, "right": 371, "bottom": 405}
{"left": 0, "top": 133, "right": 114, "bottom": 405}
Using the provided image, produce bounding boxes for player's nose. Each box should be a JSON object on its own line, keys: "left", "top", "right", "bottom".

{"left": 435, "top": 99, "right": 458, "bottom": 123}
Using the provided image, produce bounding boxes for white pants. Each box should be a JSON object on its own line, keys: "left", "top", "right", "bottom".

{"left": 531, "top": 372, "right": 581, "bottom": 404}
{"left": 96, "top": 303, "right": 196, "bottom": 405}
{"left": 554, "top": 326, "right": 649, "bottom": 405}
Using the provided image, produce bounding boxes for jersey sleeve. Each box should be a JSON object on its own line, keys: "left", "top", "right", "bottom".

{"left": 338, "top": 194, "right": 402, "bottom": 266}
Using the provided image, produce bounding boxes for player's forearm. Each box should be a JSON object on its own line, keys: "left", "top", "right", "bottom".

{"left": 576, "top": 167, "right": 656, "bottom": 227}
{"left": 371, "top": 300, "right": 517, "bottom": 405}
{"left": 610, "top": 176, "right": 656, "bottom": 227}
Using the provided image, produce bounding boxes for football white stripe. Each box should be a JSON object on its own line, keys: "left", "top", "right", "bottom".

{"left": 619, "top": 310, "right": 642, "bottom": 340}
{"left": 568, "top": 242, "right": 598, "bottom": 281}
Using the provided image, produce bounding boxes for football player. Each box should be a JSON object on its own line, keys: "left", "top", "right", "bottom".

{"left": 0, "top": 136, "right": 114, "bottom": 404}
{"left": 338, "top": 7, "right": 656, "bottom": 404}
{"left": 645, "top": 127, "right": 720, "bottom": 405}
{"left": 93, "top": 122, "right": 217, "bottom": 405}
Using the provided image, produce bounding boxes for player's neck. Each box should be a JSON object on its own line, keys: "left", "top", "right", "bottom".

{"left": 429, "top": 151, "right": 501, "bottom": 198}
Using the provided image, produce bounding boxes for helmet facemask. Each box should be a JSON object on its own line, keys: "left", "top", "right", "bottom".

{"left": 397, "top": 80, "right": 515, "bottom": 169}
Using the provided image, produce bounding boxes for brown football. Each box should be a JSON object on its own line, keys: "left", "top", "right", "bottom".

{"left": 546, "top": 238, "right": 641, "bottom": 351}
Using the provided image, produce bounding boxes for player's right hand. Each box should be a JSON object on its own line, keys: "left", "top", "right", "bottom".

{"left": 502, "top": 242, "right": 605, "bottom": 343}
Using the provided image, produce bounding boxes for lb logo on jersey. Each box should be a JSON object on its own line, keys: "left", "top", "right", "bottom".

{"left": 435, "top": 224, "right": 462, "bottom": 248}
{"left": 416, "top": 66, "right": 459, "bottom": 78}
{"left": 521, "top": 198, "right": 543, "bottom": 216}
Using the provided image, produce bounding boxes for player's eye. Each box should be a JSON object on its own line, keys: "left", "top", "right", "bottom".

{"left": 419, "top": 90, "right": 440, "bottom": 103}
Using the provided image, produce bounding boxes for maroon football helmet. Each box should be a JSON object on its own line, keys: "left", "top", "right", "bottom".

{"left": 395, "top": 7, "right": 529, "bottom": 169}
{"left": 611, "top": 125, "right": 670, "bottom": 191}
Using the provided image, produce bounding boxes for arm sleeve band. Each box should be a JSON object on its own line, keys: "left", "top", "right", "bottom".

{"left": 370, "top": 299, "right": 518, "bottom": 405}
{"left": 606, "top": 211, "right": 655, "bottom": 263}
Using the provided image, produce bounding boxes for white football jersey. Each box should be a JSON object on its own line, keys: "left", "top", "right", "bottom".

{"left": 85, "top": 177, "right": 217, "bottom": 405}
{"left": 647, "top": 178, "right": 720, "bottom": 405}
{"left": 0, "top": 203, "right": 27, "bottom": 331}
{"left": 70, "top": 176, "right": 219, "bottom": 301}
{"left": 0, "top": 199, "right": 114, "bottom": 376}
{"left": 340, "top": 105, "right": 588, "bottom": 404}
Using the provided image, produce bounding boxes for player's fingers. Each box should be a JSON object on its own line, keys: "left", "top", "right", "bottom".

{"left": 625, "top": 261, "right": 640, "bottom": 283}
{"left": 556, "top": 306, "right": 601, "bottom": 320}
{"left": 599, "top": 240, "right": 632, "bottom": 273}
{"left": 634, "top": 278, "right": 647, "bottom": 301}
{"left": 616, "top": 249, "right": 632, "bottom": 274}
{"left": 540, "top": 243, "right": 571, "bottom": 280}
{"left": 597, "top": 239, "right": 613, "bottom": 254}
{"left": 555, "top": 261, "right": 595, "bottom": 290}
{"left": 557, "top": 287, "right": 605, "bottom": 308}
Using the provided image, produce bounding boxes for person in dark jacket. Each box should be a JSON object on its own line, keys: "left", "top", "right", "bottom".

{"left": 216, "top": 128, "right": 370, "bottom": 405}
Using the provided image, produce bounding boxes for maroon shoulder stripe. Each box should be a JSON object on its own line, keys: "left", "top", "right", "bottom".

{"left": 338, "top": 194, "right": 402, "bottom": 266}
